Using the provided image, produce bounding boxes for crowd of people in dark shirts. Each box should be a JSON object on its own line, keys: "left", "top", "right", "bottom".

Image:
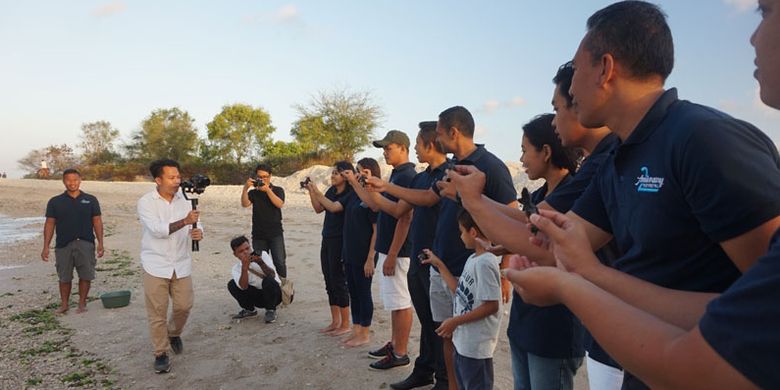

{"left": 298, "top": 1, "right": 780, "bottom": 389}
{"left": 38, "top": 0, "right": 779, "bottom": 387}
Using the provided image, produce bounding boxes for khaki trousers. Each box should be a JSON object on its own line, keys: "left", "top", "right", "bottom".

{"left": 143, "top": 271, "right": 194, "bottom": 356}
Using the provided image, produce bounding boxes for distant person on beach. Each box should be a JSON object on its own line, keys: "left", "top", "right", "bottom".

{"left": 304, "top": 161, "right": 354, "bottom": 336}
{"left": 350, "top": 130, "right": 416, "bottom": 371}
{"left": 227, "top": 236, "right": 281, "bottom": 323}
{"left": 41, "top": 168, "right": 104, "bottom": 315}
{"left": 137, "top": 158, "right": 203, "bottom": 374}
{"left": 241, "top": 163, "right": 287, "bottom": 278}
{"left": 362, "top": 121, "right": 449, "bottom": 390}
{"left": 310, "top": 158, "right": 380, "bottom": 347}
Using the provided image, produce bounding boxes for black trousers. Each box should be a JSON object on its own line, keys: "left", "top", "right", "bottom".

{"left": 253, "top": 235, "right": 287, "bottom": 278}
{"left": 320, "top": 236, "right": 349, "bottom": 308}
{"left": 227, "top": 278, "right": 281, "bottom": 311}
{"left": 408, "top": 263, "right": 446, "bottom": 383}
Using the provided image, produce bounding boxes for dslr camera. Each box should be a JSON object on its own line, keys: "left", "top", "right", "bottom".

{"left": 181, "top": 174, "right": 211, "bottom": 195}
{"left": 251, "top": 177, "right": 265, "bottom": 188}
{"left": 417, "top": 252, "right": 429, "bottom": 263}
{"left": 299, "top": 177, "right": 312, "bottom": 189}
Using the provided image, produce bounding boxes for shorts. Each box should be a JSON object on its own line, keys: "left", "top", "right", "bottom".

{"left": 54, "top": 239, "right": 97, "bottom": 283}
{"left": 376, "top": 252, "right": 412, "bottom": 311}
{"left": 429, "top": 269, "right": 453, "bottom": 322}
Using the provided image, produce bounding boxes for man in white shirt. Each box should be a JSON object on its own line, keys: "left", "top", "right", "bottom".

{"left": 227, "top": 235, "right": 282, "bottom": 324}
{"left": 137, "top": 159, "right": 203, "bottom": 374}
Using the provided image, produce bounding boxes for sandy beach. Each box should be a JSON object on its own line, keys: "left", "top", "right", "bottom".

{"left": 0, "top": 171, "right": 588, "bottom": 389}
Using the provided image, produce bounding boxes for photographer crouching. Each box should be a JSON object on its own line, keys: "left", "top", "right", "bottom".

{"left": 227, "top": 236, "right": 282, "bottom": 323}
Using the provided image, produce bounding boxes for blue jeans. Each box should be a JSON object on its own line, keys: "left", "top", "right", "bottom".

{"left": 345, "top": 263, "right": 373, "bottom": 327}
{"left": 510, "top": 336, "right": 583, "bottom": 390}
{"left": 253, "top": 235, "right": 287, "bottom": 278}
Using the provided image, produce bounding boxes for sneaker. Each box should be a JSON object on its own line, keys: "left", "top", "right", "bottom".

{"left": 169, "top": 336, "right": 183, "bottom": 355}
{"left": 232, "top": 309, "right": 258, "bottom": 319}
{"left": 154, "top": 353, "right": 171, "bottom": 374}
{"left": 369, "top": 351, "right": 411, "bottom": 371}
{"left": 264, "top": 309, "right": 277, "bottom": 323}
{"left": 390, "top": 372, "right": 435, "bottom": 389}
{"left": 368, "top": 342, "right": 392, "bottom": 359}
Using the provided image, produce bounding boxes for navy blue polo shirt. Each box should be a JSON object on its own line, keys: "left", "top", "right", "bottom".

{"left": 700, "top": 228, "right": 780, "bottom": 389}
{"left": 508, "top": 176, "right": 586, "bottom": 359}
{"left": 375, "top": 162, "right": 416, "bottom": 257}
{"left": 572, "top": 88, "right": 780, "bottom": 293}
{"left": 432, "top": 145, "right": 516, "bottom": 276}
{"left": 543, "top": 132, "right": 623, "bottom": 367}
{"left": 341, "top": 192, "right": 378, "bottom": 265}
{"left": 322, "top": 186, "right": 351, "bottom": 238}
{"left": 45, "top": 191, "right": 101, "bottom": 248}
{"left": 408, "top": 161, "right": 448, "bottom": 275}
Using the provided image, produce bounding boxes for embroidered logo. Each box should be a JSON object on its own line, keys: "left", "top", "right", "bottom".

{"left": 80, "top": 199, "right": 91, "bottom": 204}
{"left": 635, "top": 166, "right": 664, "bottom": 193}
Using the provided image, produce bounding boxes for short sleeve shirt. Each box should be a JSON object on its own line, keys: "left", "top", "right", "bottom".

{"left": 249, "top": 185, "right": 285, "bottom": 239}
{"left": 341, "top": 192, "right": 378, "bottom": 265}
{"left": 321, "top": 186, "right": 351, "bottom": 238}
{"left": 508, "top": 177, "right": 586, "bottom": 359}
{"left": 453, "top": 252, "right": 503, "bottom": 360}
{"left": 408, "top": 162, "right": 448, "bottom": 274}
{"left": 433, "top": 146, "right": 516, "bottom": 276}
{"left": 375, "top": 162, "right": 416, "bottom": 257}
{"left": 45, "top": 191, "right": 101, "bottom": 248}
{"left": 572, "top": 88, "right": 780, "bottom": 292}
{"left": 231, "top": 250, "right": 281, "bottom": 288}
{"left": 699, "top": 228, "right": 780, "bottom": 389}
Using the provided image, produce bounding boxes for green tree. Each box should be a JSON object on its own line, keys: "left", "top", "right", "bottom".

{"left": 79, "top": 120, "right": 120, "bottom": 165}
{"left": 206, "top": 104, "right": 275, "bottom": 165}
{"left": 17, "top": 144, "right": 80, "bottom": 177}
{"left": 293, "top": 88, "right": 383, "bottom": 161}
{"left": 127, "top": 108, "right": 199, "bottom": 163}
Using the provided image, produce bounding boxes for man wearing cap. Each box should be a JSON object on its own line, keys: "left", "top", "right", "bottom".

{"left": 351, "top": 129, "right": 417, "bottom": 371}
{"left": 42, "top": 168, "right": 105, "bottom": 315}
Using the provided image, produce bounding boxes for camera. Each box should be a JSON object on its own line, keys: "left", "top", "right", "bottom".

{"left": 181, "top": 174, "right": 211, "bottom": 195}
{"left": 251, "top": 177, "right": 265, "bottom": 188}
{"left": 358, "top": 175, "right": 367, "bottom": 187}
{"left": 519, "top": 187, "right": 539, "bottom": 233}
{"left": 417, "top": 252, "right": 429, "bottom": 263}
{"left": 299, "top": 176, "right": 312, "bottom": 189}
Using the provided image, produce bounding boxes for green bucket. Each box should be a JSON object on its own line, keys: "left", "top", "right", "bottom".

{"left": 100, "top": 290, "right": 131, "bottom": 309}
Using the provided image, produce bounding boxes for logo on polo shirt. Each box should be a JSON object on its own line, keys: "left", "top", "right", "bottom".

{"left": 80, "top": 199, "right": 91, "bottom": 204}
{"left": 635, "top": 166, "right": 664, "bottom": 193}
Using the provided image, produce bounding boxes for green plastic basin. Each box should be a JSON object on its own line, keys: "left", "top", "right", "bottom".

{"left": 100, "top": 290, "right": 131, "bottom": 309}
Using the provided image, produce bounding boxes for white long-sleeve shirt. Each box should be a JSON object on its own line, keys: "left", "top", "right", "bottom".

{"left": 137, "top": 189, "right": 199, "bottom": 279}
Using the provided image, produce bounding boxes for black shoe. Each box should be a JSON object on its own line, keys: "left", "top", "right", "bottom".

{"left": 154, "top": 353, "right": 171, "bottom": 374}
{"left": 232, "top": 309, "right": 258, "bottom": 319}
{"left": 369, "top": 351, "right": 411, "bottom": 371}
{"left": 368, "top": 342, "right": 392, "bottom": 359}
{"left": 264, "top": 309, "right": 277, "bottom": 323}
{"left": 390, "top": 372, "right": 435, "bottom": 389}
{"left": 169, "top": 336, "right": 183, "bottom": 355}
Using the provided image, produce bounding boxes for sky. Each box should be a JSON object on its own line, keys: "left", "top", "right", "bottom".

{"left": 1, "top": 0, "right": 777, "bottom": 178}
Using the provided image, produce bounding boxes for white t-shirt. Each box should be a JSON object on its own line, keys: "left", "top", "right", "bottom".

{"left": 231, "top": 250, "right": 281, "bottom": 289}
{"left": 453, "top": 251, "right": 503, "bottom": 359}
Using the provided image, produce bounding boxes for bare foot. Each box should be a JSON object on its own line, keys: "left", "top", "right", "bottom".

{"left": 328, "top": 327, "right": 351, "bottom": 337}
{"left": 54, "top": 306, "right": 68, "bottom": 315}
{"left": 76, "top": 305, "right": 87, "bottom": 314}
{"left": 319, "top": 324, "right": 338, "bottom": 333}
{"left": 344, "top": 336, "right": 370, "bottom": 348}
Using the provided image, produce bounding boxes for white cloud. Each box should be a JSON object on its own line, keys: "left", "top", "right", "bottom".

{"left": 723, "top": 0, "right": 756, "bottom": 13}
{"left": 483, "top": 99, "right": 501, "bottom": 113}
{"left": 92, "top": 1, "right": 126, "bottom": 18}
{"left": 274, "top": 4, "right": 300, "bottom": 23}
{"left": 475, "top": 125, "right": 488, "bottom": 137}
{"left": 509, "top": 96, "right": 527, "bottom": 107}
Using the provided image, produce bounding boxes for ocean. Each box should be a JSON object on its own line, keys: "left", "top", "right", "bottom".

{"left": 0, "top": 214, "right": 44, "bottom": 246}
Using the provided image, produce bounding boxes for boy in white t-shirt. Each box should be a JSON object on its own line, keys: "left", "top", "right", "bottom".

{"left": 227, "top": 236, "right": 282, "bottom": 323}
{"left": 421, "top": 209, "right": 502, "bottom": 389}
